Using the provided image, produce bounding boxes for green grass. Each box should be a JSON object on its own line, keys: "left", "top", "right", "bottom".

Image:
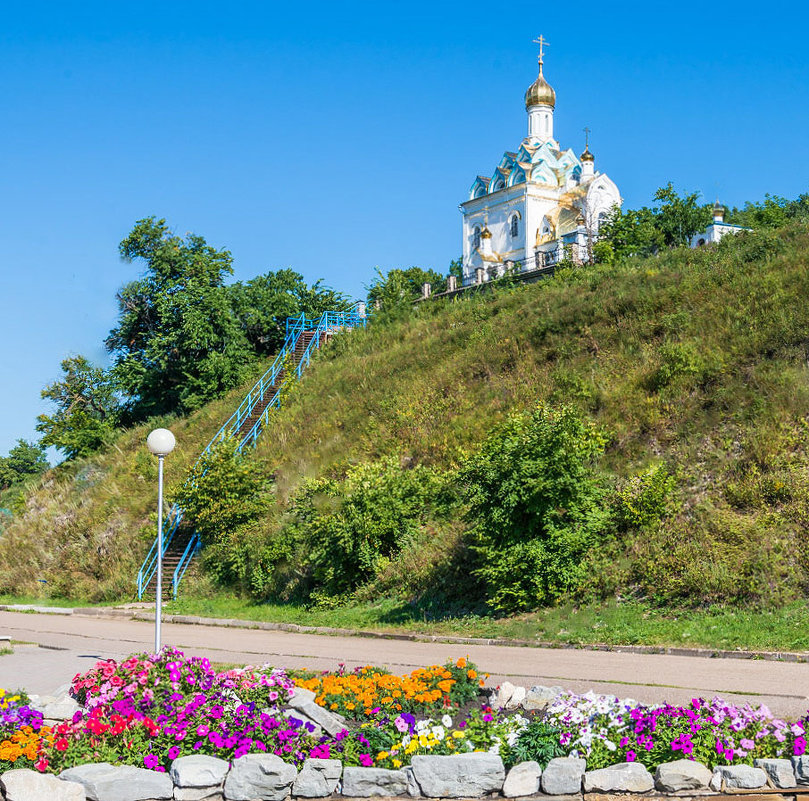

{"left": 162, "top": 595, "right": 809, "bottom": 654}
{"left": 2, "top": 223, "right": 809, "bottom": 637}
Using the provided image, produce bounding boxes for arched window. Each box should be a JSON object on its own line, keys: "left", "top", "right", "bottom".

{"left": 510, "top": 215, "right": 519, "bottom": 238}
{"left": 473, "top": 226, "right": 481, "bottom": 250}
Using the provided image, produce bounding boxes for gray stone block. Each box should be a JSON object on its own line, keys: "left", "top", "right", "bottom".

{"left": 523, "top": 686, "right": 563, "bottom": 711}
{"left": 341, "top": 767, "right": 408, "bottom": 797}
{"left": 175, "top": 788, "right": 224, "bottom": 801}
{"left": 223, "top": 754, "right": 297, "bottom": 801}
{"left": 296, "top": 701, "right": 347, "bottom": 737}
{"left": 583, "top": 762, "right": 654, "bottom": 793}
{"left": 1, "top": 769, "right": 86, "bottom": 801}
{"left": 503, "top": 761, "right": 541, "bottom": 797}
{"left": 655, "top": 759, "right": 712, "bottom": 791}
{"left": 755, "top": 758, "right": 796, "bottom": 789}
{"left": 409, "top": 753, "right": 505, "bottom": 798}
{"left": 170, "top": 755, "right": 229, "bottom": 788}
{"left": 541, "top": 758, "right": 586, "bottom": 795}
{"left": 59, "top": 763, "right": 173, "bottom": 801}
{"left": 711, "top": 765, "right": 767, "bottom": 791}
{"left": 292, "top": 758, "right": 342, "bottom": 797}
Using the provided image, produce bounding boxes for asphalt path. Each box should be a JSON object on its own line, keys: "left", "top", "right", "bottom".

{"left": 0, "top": 610, "right": 807, "bottom": 716}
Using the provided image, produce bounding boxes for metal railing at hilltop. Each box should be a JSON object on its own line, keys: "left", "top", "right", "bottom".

{"left": 136, "top": 307, "right": 367, "bottom": 601}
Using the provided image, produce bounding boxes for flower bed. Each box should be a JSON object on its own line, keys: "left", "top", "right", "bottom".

{"left": 0, "top": 647, "right": 806, "bottom": 799}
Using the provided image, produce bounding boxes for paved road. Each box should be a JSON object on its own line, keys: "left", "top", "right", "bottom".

{"left": 0, "top": 610, "right": 807, "bottom": 716}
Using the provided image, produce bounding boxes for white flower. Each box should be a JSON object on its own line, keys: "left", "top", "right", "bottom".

{"left": 441, "top": 715, "right": 453, "bottom": 728}
{"left": 431, "top": 726, "right": 445, "bottom": 741}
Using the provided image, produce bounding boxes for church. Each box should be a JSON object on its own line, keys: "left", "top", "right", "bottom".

{"left": 460, "top": 39, "right": 622, "bottom": 284}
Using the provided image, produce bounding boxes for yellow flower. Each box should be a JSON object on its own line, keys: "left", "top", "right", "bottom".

{"left": 392, "top": 759, "right": 402, "bottom": 768}
{"left": 452, "top": 731, "right": 465, "bottom": 739}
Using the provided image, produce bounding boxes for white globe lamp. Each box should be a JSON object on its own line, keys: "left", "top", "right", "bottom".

{"left": 147, "top": 427, "right": 176, "bottom": 654}
{"left": 147, "top": 428, "right": 176, "bottom": 457}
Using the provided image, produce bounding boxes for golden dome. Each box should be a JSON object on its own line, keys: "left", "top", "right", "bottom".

{"left": 580, "top": 147, "right": 594, "bottom": 162}
{"left": 525, "top": 62, "right": 556, "bottom": 109}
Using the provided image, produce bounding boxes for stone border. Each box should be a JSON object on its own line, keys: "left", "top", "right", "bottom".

{"left": 1, "top": 753, "right": 808, "bottom": 801}
{"left": 2, "top": 605, "right": 807, "bottom": 664}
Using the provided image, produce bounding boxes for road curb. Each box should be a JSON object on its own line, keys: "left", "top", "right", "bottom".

{"left": 2, "top": 604, "right": 807, "bottom": 663}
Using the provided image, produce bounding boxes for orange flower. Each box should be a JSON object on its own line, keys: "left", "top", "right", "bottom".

{"left": 456, "top": 657, "right": 467, "bottom": 669}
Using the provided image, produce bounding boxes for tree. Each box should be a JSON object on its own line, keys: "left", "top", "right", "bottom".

{"left": 0, "top": 440, "right": 48, "bottom": 490}
{"left": 106, "top": 218, "right": 252, "bottom": 418}
{"left": 598, "top": 204, "right": 663, "bottom": 262}
{"left": 36, "top": 356, "right": 120, "bottom": 459}
{"left": 729, "top": 193, "right": 809, "bottom": 229}
{"left": 366, "top": 266, "right": 446, "bottom": 310}
{"left": 653, "top": 183, "right": 712, "bottom": 247}
{"left": 461, "top": 404, "right": 609, "bottom": 613}
{"left": 229, "top": 269, "right": 350, "bottom": 356}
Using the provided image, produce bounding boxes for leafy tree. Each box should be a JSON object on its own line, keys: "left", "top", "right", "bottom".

{"left": 598, "top": 184, "right": 711, "bottom": 261}
{"left": 728, "top": 193, "right": 809, "bottom": 229}
{"left": 461, "top": 404, "right": 609, "bottom": 613}
{"left": 448, "top": 257, "right": 463, "bottom": 280}
{"left": 36, "top": 356, "right": 120, "bottom": 460}
{"left": 0, "top": 440, "right": 48, "bottom": 490}
{"left": 106, "top": 217, "right": 252, "bottom": 419}
{"left": 367, "top": 266, "right": 447, "bottom": 310}
{"left": 229, "top": 269, "right": 350, "bottom": 356}
{"left": 653, "top": 183, "right": 712, "bottom": 247}
{"left": 598, "top": 205, "right": 663, "bottom": 262}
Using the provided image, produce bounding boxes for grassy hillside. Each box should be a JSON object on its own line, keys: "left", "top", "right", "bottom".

{"left": 2, "top": 222, "right": 809, "bottom": 623}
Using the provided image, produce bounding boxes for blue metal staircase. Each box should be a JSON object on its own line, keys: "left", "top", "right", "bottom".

{"left": 136, "top": 309, "right": 367, "bottom": 601}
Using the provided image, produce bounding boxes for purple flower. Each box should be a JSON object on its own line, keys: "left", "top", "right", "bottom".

{"left": 144, "top": 754, "right": 159, "bottom": 770}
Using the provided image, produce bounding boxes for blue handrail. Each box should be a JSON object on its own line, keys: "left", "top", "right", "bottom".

{"left": 136, "top": 307, "right": 367, "bottom": 600}
{"left": 172, "top": 531, "right": 202, "bottom": 599}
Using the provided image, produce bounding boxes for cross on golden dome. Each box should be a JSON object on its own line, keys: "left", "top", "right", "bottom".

{"left": 532, "top": 35, "right": 549, "bottom": 66}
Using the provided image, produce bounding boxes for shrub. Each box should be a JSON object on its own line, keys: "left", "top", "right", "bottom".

{"left": 284, "top": 456, "right": 452, "bottom": 598}
{"left": 614, "top": 464, "right": 676, "bottom": 530}
{"left": 461, "top": 404, "right": 609, "bottom": 613}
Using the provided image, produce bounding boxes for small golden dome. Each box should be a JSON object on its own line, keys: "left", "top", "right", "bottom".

{"left": 525, "top": 63, "right": 556, "bottom": 109}
{"left": 580, "top": 147, "right": 594, "bottom": 162}
{"left": 481, "top": 227, "right": 493, "bottom": 239}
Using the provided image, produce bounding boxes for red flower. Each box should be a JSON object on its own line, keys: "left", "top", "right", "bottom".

{"left": 55, "top": 738, "right": 69, "bottom": 751}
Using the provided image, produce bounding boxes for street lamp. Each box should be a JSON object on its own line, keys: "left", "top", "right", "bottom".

{"left": 146, "top": 427, "right": 176, "bottom": 654}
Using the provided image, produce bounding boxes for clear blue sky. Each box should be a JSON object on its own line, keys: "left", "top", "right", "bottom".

{"left": 1, "top": 0, "right": 807, "bottom": 457}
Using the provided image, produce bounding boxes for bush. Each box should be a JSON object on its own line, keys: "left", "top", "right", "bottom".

{"left": 284, "top": 456, "right": 453, "bottom": 598}
{"left": 461, "top": 404, "right": 609, "bottom": 613}
{"left": 614, "top": 464, "right": 676, "bottom": 530}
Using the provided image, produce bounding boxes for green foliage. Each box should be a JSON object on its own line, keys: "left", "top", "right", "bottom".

{"left": 174, "top": 436, "right": 268, "bottom": 545}
{"left": 36, "top": 356, "right": 120, "bottom": 460}
{"left": 366, "top": 266, "right": 447, "bottom": 311}
{"left": 284, "top": 456, "right": 452, "bottom": 598}
{"left": 229, "top": 269, "right": 350, "bottom": 356}
{"left": 503, "top": 718, "right": 565, "bottom": 769}
{"left": 599, "top": 183, "right": 712, "bottom": 260}
{"left": 598, "top": 205, "right": 663, "bottom": 262}
{"left": 0, "top": 440, "right": 48, "bottom": 491}
{"left": 614, "top": 465, "right": 676, "bottom": 530}
{"left": 107, "top": 217, "right": 252, "bottom": 419}
{"left": 653, "top": 183, "right": 712, "bottom": 247}
{"left": 461, "top": 405, "right": 609, "bottom": 613}
{"left": 729, "top": 193, "right": 809, "bottom": 229}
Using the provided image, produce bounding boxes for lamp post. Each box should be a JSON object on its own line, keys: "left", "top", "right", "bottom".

{"left": 146, "top": 428, "right": 176, "bottom": 654}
